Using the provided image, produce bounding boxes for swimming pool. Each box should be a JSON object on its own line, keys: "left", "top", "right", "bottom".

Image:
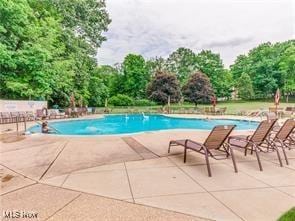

{"left": 29, "top": 114, "right": 258, "bottom": 135}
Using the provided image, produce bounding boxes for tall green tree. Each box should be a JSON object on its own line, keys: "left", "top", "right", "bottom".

{"left": 196, "top": 50, "right": 232, "bottom": 98}
{"left": 278, "top": 41, "right": 295, "bottom": 102}
{"left": 230, "top": 55, "right": 250, "bottom": 80}
{"left": 166, "top": 48, "right": 198, "bottom": 84}
{"left": 0, "top": 0, "right": 66, "bottom": 100}
{"left": 236, "top": 73, "right": 254, "bottom": 100}
{"left": 230, "top": 40, "right": 295, "bottom": 99}
{"left": 92, "top": 65, "right": 122, "bottom": 97}
{"left": 88, "top": 75, "right": 109, "bottom": 107}
{"left": 247, "top": 42, "right": 281, "bottom": 98}
{"left": 146, "top": 56, "right": 167, "bottom": 77}
{"left": 50, "top": 0, "right": 111, "bottom": 105}
{"left": 51, "top": 0, "right": 111, "bottom": 50}
{"left": 122, "top": 54, "right": 150, "bottom": 98}
{"left": 0, "top": 0, "right": 111, "bottom": 107}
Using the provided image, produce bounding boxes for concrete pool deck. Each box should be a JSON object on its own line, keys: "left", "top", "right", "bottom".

{"left": 1, "top": 115, "right": 295, "bottom": 220}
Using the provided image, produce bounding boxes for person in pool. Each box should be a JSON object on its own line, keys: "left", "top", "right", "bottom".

{"left": 41, "top": 117, "right": 54, "bottom": 134}
{"left": 41, "top": 121, "right": 50, "bottom": 133}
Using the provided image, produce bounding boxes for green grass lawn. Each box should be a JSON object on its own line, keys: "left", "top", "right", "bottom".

{"left": 188, "top": 101, "right": 293, "bottom": 114}
{"left": 106, "top": 101, "right": 294, "bottom": 115}
{"left": 278, "top": 208, "right": 295, "bottom": 221}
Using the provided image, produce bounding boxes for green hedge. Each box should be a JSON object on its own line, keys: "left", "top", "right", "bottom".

{"left": 109, "top": 94, "right": 134, "bottom": 106}
{"left": 134, "top": 99, "right": 156, "bottom": 106}
{"left": 108, "top": 95, "right": 158, "bottom": 107}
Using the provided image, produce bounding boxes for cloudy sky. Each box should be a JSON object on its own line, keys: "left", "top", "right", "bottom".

{"left": 97, "top": 0, "right": 294, "bottom": 67}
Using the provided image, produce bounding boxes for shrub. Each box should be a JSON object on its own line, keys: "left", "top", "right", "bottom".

{"left": 108, "top": 94, "right": 134, "bottom": 106}
{"left": 278, "top": 207, "right": 295, "bottom": 221}
{"left": 134, "top": 99, "right": 156, "bottom": 106}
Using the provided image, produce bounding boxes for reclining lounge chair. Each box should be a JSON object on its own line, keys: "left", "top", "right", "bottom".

{"left": 268, "top": 119, "right": 295, "bottom": 165}
{"left": 228, "top": 119, "right": 277, "bottom": 171}
{"left": 168, "top": 125, "right": 237, "bottom": 177}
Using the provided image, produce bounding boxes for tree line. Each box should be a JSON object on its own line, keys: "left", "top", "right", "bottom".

{"left": 0, "top": 0, "right": 294, "bottom": 107}
{"left": 93, "top": 41, "right": 295, "bottom": 106}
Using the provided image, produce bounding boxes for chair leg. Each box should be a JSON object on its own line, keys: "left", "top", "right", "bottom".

{"left": 229, "top": 146, "right": 238, "bottom": 173}
{"left": 273, "top": 143, "right": 283, "bottom": 167}
{"left": 168, "top": 142, "right": 171, "bottom": 153}
{"left": 184, "top": 147, "right": 187, "bottom": 163}
{"left": 204, "top": 149, "right": 212, "bottom": 177}
{"left": 244, "top": 146, "right": 248, "bottom": 156}
{"left": 223, "top": 144, "right": 230, "bottom": 157}
{"left": 253, "top": 145, "right": 263, "bottom": 171}
{"left": 281, "top": 143, "right": 289, "bottom": 165}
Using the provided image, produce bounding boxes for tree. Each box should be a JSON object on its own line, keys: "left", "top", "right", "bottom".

{"left": 0, "top": 0, "right": 111, "bottom": 107}
{"left": 247, "top": 42, "right": 281, "bottom": 98}
{"left": 236, "top": 73, "right": 254, "bottom": 100}
{"left": 146, "top": 56, "right": 167, "bottom": 77}
{"left": 122, "top": 54, "right": 150, "bottom": 98}
{"left": 182, "top": 72, "right": 214, "bottom": 105}
{"left": 230, "top": 41, "right": 295, "bottom": 99}
{"left": 0, "top": 0, "right": 66, "bottom": 100}
{"left": 92, "top": 65, "right": 122, "bottom": 97}
{"left": 147, "top": 71, "right": 181, "bottom": 105}
{"left": 50, "top": 0, "right": 111, "bottom": 105}
{"left": 51, "top": 0, "right": 111, "bottom": 50}
{"left": 88, "top": 73, "right": 109, "bottom": 107}
{"left": 196, "top": 50, "right": 232, "bottom": 98}
{"left": 230, "top": 55, "right": 250, "bottom": 80}
{"left": 278, "top": 41, "right": 295, "bottom": 102}
{"left": 166, "top": 48, "right": 198, "bottom": 84}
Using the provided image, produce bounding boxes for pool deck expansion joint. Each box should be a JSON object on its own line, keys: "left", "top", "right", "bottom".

{"left": 121, "top": 136, "right": 159, "bottom": 159}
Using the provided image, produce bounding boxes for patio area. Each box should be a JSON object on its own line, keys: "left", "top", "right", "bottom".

{"left": 1, "top": 119, "right": 295, "bottom": 221}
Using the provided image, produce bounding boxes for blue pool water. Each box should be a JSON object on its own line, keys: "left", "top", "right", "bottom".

{"left": 29, "top": 114, "right": 258, "bottom": 135}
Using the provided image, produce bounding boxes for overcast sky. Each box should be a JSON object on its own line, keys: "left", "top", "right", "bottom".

{"left": 96, "top": 0, "right": 294, "bottom": 67}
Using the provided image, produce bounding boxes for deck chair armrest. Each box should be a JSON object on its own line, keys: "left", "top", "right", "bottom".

{"left": 185, "top": 139, "right": 203, "bottom": 145}
{"left": 228, "top": 135, "right": 250, "bottom": 142}
{"left": 185, "top": 139, "right": 204, "bottom": 150}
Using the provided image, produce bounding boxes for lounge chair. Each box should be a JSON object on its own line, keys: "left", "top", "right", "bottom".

{"left": 25, "top": 111, "right": 35, "bottom": 121}
{"left": 228, "top": 119, "right": 277, "bottom": 171}
{"left": 246, "top": 110, "right": 260, "bottom": 117}
{"left": 0, "top": 112, "right": 12, "bottom": 124}
{"left": 48, "top": 109, "right": 57, "bottom": 119}
{"left": 266, "top": 112, "right": 277, "bottom": 120}
{"left": 216, "top": 107, "right": 227, "bottom": 115}
{"left": 267, "top": 119, "right": 295, "bottom": 165}
{"left": 10, "top": 112, "right": 19, "bottom": 123}
{"left": 287, "top": 131, "right": 295, "bottom": 148}
{"left": 48, "top": 109, "right": 65, "bottom": 119}
{"left": 265, "top": 112, "right": 281, "bottom": 131}
{"left": 36, "top": 109, "right": 47, "bottom": 120}
{"left": 269, "top": 107, "right": 284, "bottom": 118}
{"left": 168, "top": 125, "right": 237, "bottom": 177}
{"left": 204, "top": 107, "right": 211, "bottom": 115}
{"left": 283, "top": 107, "right": 295, "bottom": 118}
{"left": 65, "top": 108, "right": 72, "bottom": 117}
{"left": 17, "top": 111, "right": 28, "bottom": 122}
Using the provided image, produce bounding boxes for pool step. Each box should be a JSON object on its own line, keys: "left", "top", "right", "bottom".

{"left": 122, "top": 137, "right": 159, "bottom": 160}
